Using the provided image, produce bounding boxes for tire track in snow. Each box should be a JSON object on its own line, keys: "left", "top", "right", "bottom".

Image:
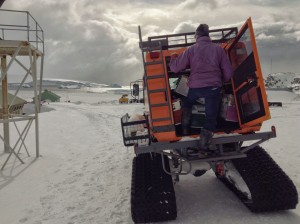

{"left": 20, "top": 102, "right": 135, "bottom": 224}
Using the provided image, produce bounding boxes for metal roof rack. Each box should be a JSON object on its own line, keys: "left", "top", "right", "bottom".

{"left": 0, "top": 9, "right": 44, "bottom": 54}
{"left": 140, "top": 27, "right": 238, "bottom": 50}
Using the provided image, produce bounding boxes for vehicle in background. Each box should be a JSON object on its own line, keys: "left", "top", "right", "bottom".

{"left": 118, "top": 94, "right": 129, "bottom": 104}
{"left": 129, "top": 79, "right": 144, "bottom": 103}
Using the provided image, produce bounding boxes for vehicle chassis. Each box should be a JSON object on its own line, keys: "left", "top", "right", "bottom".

{"left": 133, "top": 127, "right": 276, "bottom": 175}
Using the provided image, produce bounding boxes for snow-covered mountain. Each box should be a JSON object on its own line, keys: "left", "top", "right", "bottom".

{"left": 12, "top": 74, "right": 300, "bottom": 95}
{"left": 8, "top": 78, "right": 131, "bottom": 94}
{"left": 37, "top": 78, "right": 116, "bottom": 89}
{"left": 264, "top": 72, "right": 300, "bottom": 94}
{"left": 14, "top": 78, "right": 123, "bottom": 90}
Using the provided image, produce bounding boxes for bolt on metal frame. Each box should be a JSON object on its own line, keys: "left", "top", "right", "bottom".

{"left": 0, "top": 9, "right": 44, "bottom": 170}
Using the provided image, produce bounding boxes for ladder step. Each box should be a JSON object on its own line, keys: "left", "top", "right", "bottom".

{"left": 152, "top": 117, "right": 171, "bottom": 122}
{"left": 145, "top": 61, "right": 163, "bottom": 66}
{"left": 151, "top": 103, "right": 169, "bottom": 107}
{"left": 147, "top": 74, "right": 165, "bottom": 80}
{"left": 149, "top": 88, "right": 166, "bottom": 93}
{"left": 140, "top": 39, "right": 168, "bottom": 51}
{"left": 142, "top": 46, "right": 161, "bottom": 52}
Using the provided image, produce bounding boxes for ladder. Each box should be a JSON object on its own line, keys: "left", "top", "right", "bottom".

{"left": 138, "top": 26, "right": 174, "bottom": 133}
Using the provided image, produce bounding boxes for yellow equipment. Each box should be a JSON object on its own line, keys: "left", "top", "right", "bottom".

{"left": 119, "top": 94, "right": 129, "bottom": 104}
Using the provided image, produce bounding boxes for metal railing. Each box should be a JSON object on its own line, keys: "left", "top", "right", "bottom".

{"left": 0, "top": 9, "right": 44, "bottom": 54}
{"left": 0, "top": 8, "right": 44, "bottom": 167}
{"left": 140, "top": 27, "right": 238, "bottom": 50}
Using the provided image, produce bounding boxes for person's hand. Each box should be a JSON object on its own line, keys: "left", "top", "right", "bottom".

{"left": 171, "top": 53, "right": 178, "bottom": 59}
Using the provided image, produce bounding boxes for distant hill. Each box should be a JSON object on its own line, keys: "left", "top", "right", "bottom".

{"left": 11, "top": 78, "right": 131, "bottom": 94}
{"left": 24, "top": 78, "right": 122, "bottom": 89}
{"left": 264, "top": 72, "right": 300, "bottom": 94}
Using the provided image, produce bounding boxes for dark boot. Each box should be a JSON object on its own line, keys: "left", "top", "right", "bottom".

{"left": 182, "top": 108, "right": 192, "bottom": 135}
{"left": 199, "top": 128, "right": 213, "bottom": 151}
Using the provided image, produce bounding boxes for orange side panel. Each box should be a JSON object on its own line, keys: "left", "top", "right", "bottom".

{"left": 148, "top": 92, "right": 166, "bottom": 105}
{"left": 147, "top": 64, "right": 164, "bottom": 77}
{"left": 151, "top": 106, "right": 170, "bottom": 119}
{"left": 148, "top": 79, "right": 165, "bottom": 91}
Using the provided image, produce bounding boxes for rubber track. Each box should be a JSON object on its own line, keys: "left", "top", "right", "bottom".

{"left": 217, "top": 146, "right": 298, "bottom": 212}
{"left": 131, "top": 153, "right": 177, "bottom": 223}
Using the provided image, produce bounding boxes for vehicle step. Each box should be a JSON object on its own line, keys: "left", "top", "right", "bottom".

{"left": 149, "top": 88, "right": 166, "bottom": 93}
{"left": 145, "top": 61, "right": 163, "bottom": 65}
{"left": 150, "top": 103, "right": 169, "bottom": 107}
{"left": 152, "top": 117, "right": 171, "bottom": 122}
{"left": 147, "top": 74, "right": 165, "bottom": 80}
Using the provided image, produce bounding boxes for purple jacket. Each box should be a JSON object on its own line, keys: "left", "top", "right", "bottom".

{"left": 170, "top": 36, "right": 233, "bottom": 88}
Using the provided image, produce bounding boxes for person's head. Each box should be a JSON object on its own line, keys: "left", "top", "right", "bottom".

{"left": 195, "top": 24, "right": 209, "bottom": 38}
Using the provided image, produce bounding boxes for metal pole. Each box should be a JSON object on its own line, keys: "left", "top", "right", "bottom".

{"left": 1, "top": 56, "right": 10, "bottom": 153}
{"left": 38, "top": 54, "right": 44, "bottom": 112}
{"left": 27, "top": 11, "right": 30, "bottom": 42}
{"left": 32, "top": 51, "right": 39, "bottom": 157}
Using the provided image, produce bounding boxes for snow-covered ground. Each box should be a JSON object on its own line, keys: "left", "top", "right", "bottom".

{"left": 0, "top": 90, "right": 299, "bottom": 224}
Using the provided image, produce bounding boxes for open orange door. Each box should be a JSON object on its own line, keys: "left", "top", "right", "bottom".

{"left": 226, "top": 18, "right": 270, "bottom": 128}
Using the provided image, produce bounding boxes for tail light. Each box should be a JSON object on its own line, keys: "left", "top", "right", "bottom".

{"left": 271, "top": 126, "right": 276, "bottom": 136}
{"left": 217, "top": 162, "right": 225, "bottom": 176}
{"left": 150, "top": 52, "right": 160, "bottom": 59}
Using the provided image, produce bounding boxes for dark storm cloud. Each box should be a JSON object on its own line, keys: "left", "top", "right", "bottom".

{"left": 251, "top": 11, "right": 300, "bottom": 73}
{"left": 2, "top": 0, "right": 300, "bottom": 84}
{"left": 177, "top": 0, "right": 217, "bottom": 10}
{"left": 173, "top": 22, "right": 196, "bottom": 34}
{"left": 242, "top": 0, "right": 299, "bottom": 6}
{"left": 3, "top": 0, "right": 143, "bottom": 84}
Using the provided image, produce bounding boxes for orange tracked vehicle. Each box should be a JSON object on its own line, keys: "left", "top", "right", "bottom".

{"left": 121, "top": 18, "right": 298, "bottom": 223}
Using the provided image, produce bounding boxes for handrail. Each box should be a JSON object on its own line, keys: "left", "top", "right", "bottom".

{"left": 140, "top": 27, "right": 238, "bottom": 49}
{"left": 0, "top": 24, "right": 29, "bottom": 28}
{"left": 0, "top": 9, "right": 44, "bottom": 54}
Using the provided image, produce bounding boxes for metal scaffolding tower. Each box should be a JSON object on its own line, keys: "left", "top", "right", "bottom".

{"left": 0, "top": 1, "right": 5, "bottom": 8}
{"left": 0, "top": 9, "right": 44, "bottom": 169}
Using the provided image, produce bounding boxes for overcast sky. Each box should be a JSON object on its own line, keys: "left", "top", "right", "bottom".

{"left": 1, "top": 0, "right": 300, "bottom": 85}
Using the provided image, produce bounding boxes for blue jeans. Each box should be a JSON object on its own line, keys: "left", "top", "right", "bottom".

{"left": 182, "top": 87, "right": 221, "bottom": 132}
